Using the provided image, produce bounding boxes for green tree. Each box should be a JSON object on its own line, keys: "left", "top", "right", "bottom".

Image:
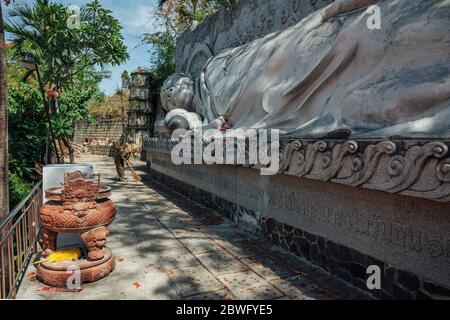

{"left": 8, "top": 79, "right": 46, "bottom": 167}
{"left": 55, "top": 85, "right": 97, "bottom": 162}
{"left": 142, "top": 0, "right": 235, "bottom": 92}
{"left": 5, "top": 0, "right": 129, "bottom": 163}
{"left": 141, "top": 31, "right": 176, "bottom": 91}
{"left": 157, "top": 0, "right": 235, "bottom": 34}
{"left": 7, "top": 53, "right": 47, "bottom": 207}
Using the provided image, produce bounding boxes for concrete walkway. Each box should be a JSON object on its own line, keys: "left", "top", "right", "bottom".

{"left": 17, "top": 155, "right": 370, "bottom": 300}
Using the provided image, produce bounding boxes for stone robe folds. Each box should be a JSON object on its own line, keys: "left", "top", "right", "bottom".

{"left": 195, "top": 0, "right": 450, "bottom": 139}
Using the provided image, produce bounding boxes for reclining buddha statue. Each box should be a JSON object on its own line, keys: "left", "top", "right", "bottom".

{"left": 163, "top": 0, "right": 450, "bottom": 139}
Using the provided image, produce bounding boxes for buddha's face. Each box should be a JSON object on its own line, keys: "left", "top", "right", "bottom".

{"left": 160, "top": 74, "right": 195, "bottom": 113}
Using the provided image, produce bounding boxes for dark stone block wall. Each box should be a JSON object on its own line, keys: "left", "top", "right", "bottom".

{"left": 146, "top": 167, "right": 450, "bottom": 300}
{"left": 260, "top": 218, "right": 450, "bottom": 300}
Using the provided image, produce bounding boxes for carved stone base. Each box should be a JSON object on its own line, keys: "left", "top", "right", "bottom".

{"left": 36, "top": 247, "right": 115, "bottom": 288}
{"left": 81, "top": 226, "right": 109, "bottom": 261}
{"left": 40, "top": 228, "right": 57, "bottom": 257}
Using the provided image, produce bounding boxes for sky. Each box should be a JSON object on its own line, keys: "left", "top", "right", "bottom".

{"left": 4, "top": 0, "right": 159, "bottom": 96}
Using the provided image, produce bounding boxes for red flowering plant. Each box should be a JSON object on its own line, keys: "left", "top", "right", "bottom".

{"left": 44, "top": 86, "right": 59, "bottom": 98}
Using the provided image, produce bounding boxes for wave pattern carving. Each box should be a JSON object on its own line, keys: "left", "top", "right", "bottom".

{"left": 144, "top": 137, "right": 450, "bottom": 203}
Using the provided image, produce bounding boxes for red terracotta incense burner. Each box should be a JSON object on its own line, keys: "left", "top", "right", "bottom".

{"left": 37, "top": 171, "right": 116, "bottom": 287}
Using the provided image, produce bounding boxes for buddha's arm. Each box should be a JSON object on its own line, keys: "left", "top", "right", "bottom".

{"left": 322, "top": 0, "right": 378, "bottom": 21}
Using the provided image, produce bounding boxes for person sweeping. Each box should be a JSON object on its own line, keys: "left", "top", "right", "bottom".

{"left": 111, "top": 136, "right": 141, "bottom": 182}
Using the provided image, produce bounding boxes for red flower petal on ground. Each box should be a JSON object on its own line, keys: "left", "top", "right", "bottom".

{"left": 37, "top": 287, "right": 50, "bottom": 291}
{"left": 37, "top": 287, "right": 82, "bottom": 292}
{"left": 166, "top": 267, "right": 176, "bottom": 276}
{"left": 132, "top": 282, "right": 141, "bottom": 288}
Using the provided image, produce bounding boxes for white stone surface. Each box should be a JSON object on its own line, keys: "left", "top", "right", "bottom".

{"left": 193, "top": 0, "right": 450, "bottom": 139}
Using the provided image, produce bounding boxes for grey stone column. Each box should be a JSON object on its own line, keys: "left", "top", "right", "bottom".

{"left": 127, "top": 67, "right": 154, "bottom": 145}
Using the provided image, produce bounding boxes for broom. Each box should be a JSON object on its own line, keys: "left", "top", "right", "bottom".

{"left": 125, "top": 159, "right": 141, "bottom": 182}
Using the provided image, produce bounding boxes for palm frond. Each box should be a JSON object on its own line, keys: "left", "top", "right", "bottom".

{"left": 158, "top": 0, "right": 167, "bottom": 9}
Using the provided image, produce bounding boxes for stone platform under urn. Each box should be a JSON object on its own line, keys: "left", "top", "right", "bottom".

{"left": 37, "top": 171, "right": 116, "bottom": 287}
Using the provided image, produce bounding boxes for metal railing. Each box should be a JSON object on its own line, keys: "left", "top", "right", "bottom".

{"left": 0, "top": 181, "right": 42, "bottom": 299}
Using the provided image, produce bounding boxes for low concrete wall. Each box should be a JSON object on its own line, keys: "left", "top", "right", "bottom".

{"left": 145, "top": 149, "right": 450, "bottom": 299}
{"left": 74, "top": 119, "right": 124, "bottom": 145}
{"left": 176, "top": 0, "right": 333, "bottom": 76}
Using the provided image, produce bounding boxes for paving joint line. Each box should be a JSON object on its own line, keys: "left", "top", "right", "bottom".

{"left": 128, "top": 181, "right": 289, "bottom": 299}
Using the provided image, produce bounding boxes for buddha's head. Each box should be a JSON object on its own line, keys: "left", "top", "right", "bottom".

{"left": 160, "top": 74, "right": 195, "bottom": 113}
